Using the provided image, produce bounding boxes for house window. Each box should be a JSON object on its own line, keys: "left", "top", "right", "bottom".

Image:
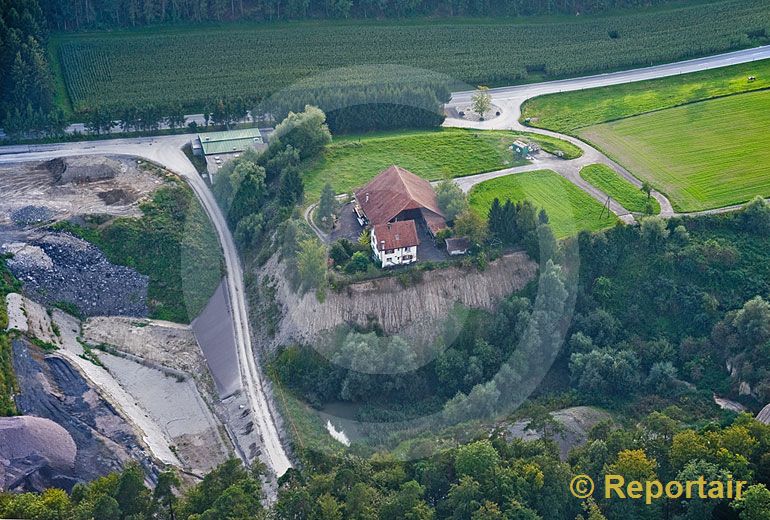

{"left": 386, "top": 249, "right": 394, "bottom": 254}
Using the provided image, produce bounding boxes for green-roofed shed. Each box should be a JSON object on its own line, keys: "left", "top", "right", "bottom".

{"left": 198, "top": 128, "right": 263, "bottom": 155}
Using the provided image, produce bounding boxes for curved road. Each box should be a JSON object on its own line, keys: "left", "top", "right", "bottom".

{"left": 0, "top": 136, "right": 292, "bottom": 477}
{"left": 2, "top": 44, "right": 769, "bottom": 474}
{"left": 444, "top": 45, "right": 770, "bottom": 219}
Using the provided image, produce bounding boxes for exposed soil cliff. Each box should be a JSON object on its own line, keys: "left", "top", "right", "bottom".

{"left": 260, "top": 251, "right": 537, "bottom": 349}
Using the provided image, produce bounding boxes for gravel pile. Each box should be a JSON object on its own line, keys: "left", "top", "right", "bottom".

{"left": 2, "top": 232, "right": 149, "bottom": 317}
{"left": 11, "top": 205, "right": 54, "bottom": 226}
{"left": 52, "top": 156, "right": 122, "bottom": 185}
{"left": 0, "top": 415, "right": 77, "bottom": 492}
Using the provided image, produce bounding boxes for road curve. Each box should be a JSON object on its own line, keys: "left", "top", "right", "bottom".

{"left": 444, "top": 45, "right": 770, "bottom": 219}
{"left": 448, "top": 45, "right": 770, "bottom": 108}
{"left": 0, "top": 135, "right": 292, "bottom": 477}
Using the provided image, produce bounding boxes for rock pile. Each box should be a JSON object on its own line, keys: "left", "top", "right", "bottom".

{"left": 11, "top": 205, "right": 54, "bottom": 226}
{"left": 2, "top": 232, "right": 148, "bottom": 317}
{"left": 50, "top": 156, "right": 123, "bottom": 185}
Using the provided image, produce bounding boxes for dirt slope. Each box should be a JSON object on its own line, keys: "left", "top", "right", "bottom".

{"left": 264, "top": 251, "right": 537, "bottom": 349}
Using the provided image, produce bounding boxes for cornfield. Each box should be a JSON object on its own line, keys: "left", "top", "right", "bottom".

{"left": 56, "top": 0, "right": 770, "bottom": 115}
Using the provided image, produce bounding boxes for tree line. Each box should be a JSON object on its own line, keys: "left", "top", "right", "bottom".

{"left": 5, "top": 412, "right": 770, "bottom": 519}
{"left": 0, "top": 0, "right": 65, "bottom": 136}
{"left": 42, "top": 0, "right": 685, "bottom": 31}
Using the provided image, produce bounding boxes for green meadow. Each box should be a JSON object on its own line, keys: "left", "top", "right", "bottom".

{"left": 580, "top": 90, "right": 770, "bottom": 212}
{"left": 580, "top": 164, "right": 660, "bottom": 214}
{"left": 521, "top": 58, "right": 770, "bottom": 134}
{"left": 302, "top": 129, "right": 580, "bottom": 200}
{"left": 468, "top": 170, "right": 618, "bottom": 238}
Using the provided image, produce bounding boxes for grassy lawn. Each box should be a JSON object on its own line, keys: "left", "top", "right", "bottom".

{"left": 579, "top": 90, "right": 770, "bottom": 212}
{"left": 468, "top": 170, "right": 618, "bottom": 238}
{"left": 580, "top": 164, "right": 660, "bottom": 214}
{"left": 303, "top": 128, "right": 580, "bottom": 200}
{"left": 521, "top": 58, "right": 770, "bottom": 134}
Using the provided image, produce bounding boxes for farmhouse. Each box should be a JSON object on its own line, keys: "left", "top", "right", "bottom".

{"left": 354, "top": 165, "right": 448, "bottom": 266}
{"left": 371, "top": 220, "right": 419, "bottom": 267}
{"left": 355, "top": 165, "right": 447, "bottom": 234}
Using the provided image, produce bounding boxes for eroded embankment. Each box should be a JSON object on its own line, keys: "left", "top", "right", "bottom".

{"left": 262, "top": 251, "right": 538, "bottom": 349}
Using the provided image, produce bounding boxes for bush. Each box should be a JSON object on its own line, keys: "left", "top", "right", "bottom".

{"left": 345, "top": 251, "right": 370, "bottom": 273}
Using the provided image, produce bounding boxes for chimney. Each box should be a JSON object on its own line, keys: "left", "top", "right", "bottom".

{"left": 395, "top": 234, "right": 400, "bottom": 241}
{"left": 365, "top": 193, "right": 369, "bottom": 203}
{"left": 387, "top": 223, "right": 392, "bottom": 230}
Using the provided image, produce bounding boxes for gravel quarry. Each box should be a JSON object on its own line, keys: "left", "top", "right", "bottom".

{"left": 5, "top": 293, "right": 233, "bottom": 480}
{"left": 2, "top": 232, "right": 149, "bottom": 317}
{"left": 1, "top": 146, "right": 292, "bottom": 481}
{"left": 0, "top": 156, "right": 163, "bottom": 227}
{"left": 0, "top": 152, "right": 238, "bottom": 482}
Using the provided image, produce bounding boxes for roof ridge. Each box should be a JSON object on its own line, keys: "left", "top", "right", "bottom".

{"left": 394, "top": 165, "right": 418, "bottom": 200}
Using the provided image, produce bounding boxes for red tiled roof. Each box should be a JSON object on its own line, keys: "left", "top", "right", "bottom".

{"left": 372, "top": 220, "right": 419, "bottom": 251}
{"left": 445, "top": 237, "right": 470, "bottom": 251}
{"left": 355, "top": 165, "right": 445, "bottom": 225}
{"left": 421, "top": 208, "right": 448, "bottom": 235}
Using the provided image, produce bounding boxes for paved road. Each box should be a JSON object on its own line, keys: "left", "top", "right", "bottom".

{"left": 448, "top": 45, "right": 770, "bottom": 117}
{"left": 444, "top": 45, "right": 770, "bottom": 219}
{"left": 0, "top": 135, "right": 292, "bottom": 477}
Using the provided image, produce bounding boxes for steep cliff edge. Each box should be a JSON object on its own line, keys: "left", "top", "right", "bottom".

{"left": 260, "top": 251, "right": 538, "bottom": 349}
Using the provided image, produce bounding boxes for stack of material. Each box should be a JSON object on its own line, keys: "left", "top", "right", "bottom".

{"left": 0, "top": 415, "right": 77, "bottom": 492}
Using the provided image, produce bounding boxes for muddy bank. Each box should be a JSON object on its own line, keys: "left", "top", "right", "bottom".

{"left": 262, "top": 251, "right": 537, "bottom": 349}
{"left": 191, "top": 280, "right": 241, "bottom": 397}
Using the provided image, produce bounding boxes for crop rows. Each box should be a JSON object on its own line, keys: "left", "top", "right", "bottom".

{"left": 56, "top": 0, "right": 770, "bottom": 115}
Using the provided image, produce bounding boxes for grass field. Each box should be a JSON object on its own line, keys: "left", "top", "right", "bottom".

{"left": 468, "top": 170, "right": 618, "bottom": 238}
{"left": 51, "top": 0, "right": 770, "bottom": 115}
{"left": 580, "top": 164, "right": 660, "bottom": 214}
{"left": 302, "top": 128, "right": 580, "bottom": 200}
{"left": 521, "top": 58, "right": 770, "bottom": 134}
{"left": 579, "top": 90, "right": 770, "bottom": 212}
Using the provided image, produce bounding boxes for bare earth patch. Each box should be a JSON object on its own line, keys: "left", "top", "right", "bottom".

{"left": 0, "top": 156, "right": 164, "bottom": 227}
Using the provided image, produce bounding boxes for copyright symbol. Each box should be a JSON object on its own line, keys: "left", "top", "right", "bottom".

{"left": 570, "top": 475, "right": 595, "bottom": 499}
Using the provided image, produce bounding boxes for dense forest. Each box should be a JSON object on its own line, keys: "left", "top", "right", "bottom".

{"left": 41, "top": 0, "right": 685, "bottom": 31}
{"left": 0, "top": 0, "right": 66, "bottom": 135}
{"left": 4, "top": 413, "right": 770, "bottom": 519}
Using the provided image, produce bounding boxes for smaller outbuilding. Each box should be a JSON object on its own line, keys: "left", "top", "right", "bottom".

{"left": 193, "top": 127, "right": 267, "bottom": 173}
{"left": 197, "top": 128, "right": 264, "bottom": 156}
{"left": 512, "top": 140, "right": 533, "bottom": 157}
{"left": 371, "top": 221, "right": 419, "bottom": 267}
{"left": 445, "top": 237, "right": 470, "bottom": 256}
